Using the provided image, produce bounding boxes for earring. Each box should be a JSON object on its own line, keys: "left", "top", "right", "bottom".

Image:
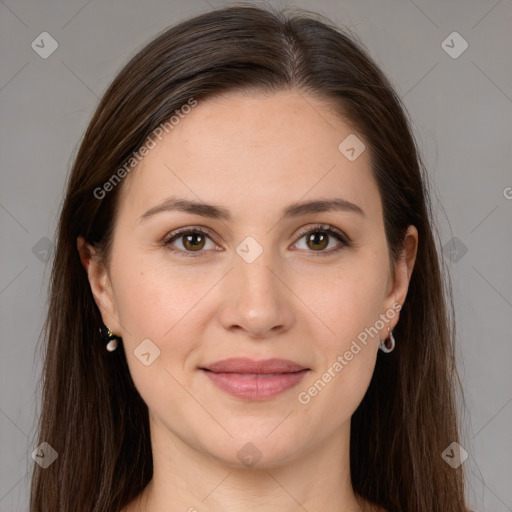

{"left": 379, "top": 327, "right": 395, "bottom": 353}
{"left": 99, "top": 325, "right": 122, "bottom": 352}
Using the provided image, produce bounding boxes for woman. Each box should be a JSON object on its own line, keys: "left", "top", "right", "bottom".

{"left": 30, "top": 5, "right": 471, "bottom": 511}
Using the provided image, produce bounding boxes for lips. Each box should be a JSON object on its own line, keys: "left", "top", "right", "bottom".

{"left": 200, "top": 358, "right": 310, "bottom": 400}
{"left": 202, "top": 357, "right": 307, "bottom": 374}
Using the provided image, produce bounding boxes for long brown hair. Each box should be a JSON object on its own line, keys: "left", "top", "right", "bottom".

{"left": 30, "top": 4, "right": 470, "bottom": 511}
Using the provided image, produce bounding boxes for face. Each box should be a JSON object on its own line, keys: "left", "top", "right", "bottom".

{"left": 80, "top": 90, "right": 417, "bottom": 468}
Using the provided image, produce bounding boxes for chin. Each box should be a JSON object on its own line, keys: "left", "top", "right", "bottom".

{"left": 198, "top": 431, "right": 306, "bottom": 470}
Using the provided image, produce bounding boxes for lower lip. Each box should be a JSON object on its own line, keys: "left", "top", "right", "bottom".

{"left": 201, "top": 369, "right": 309, "bottom": 400}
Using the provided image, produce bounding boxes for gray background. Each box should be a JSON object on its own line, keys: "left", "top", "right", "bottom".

{"left": 1, "top": 0, "right": 511, "bottom": 510}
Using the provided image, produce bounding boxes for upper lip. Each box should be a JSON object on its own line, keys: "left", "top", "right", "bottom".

{"left": 201, "top": 357, "right": 308, "bottom": 374}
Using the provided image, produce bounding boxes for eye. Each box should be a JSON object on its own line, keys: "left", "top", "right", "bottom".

{"left": 164, "top": 227, "right": 220, "bottom": 257}
{"left": 292, "top": 224, "right": 350, "bottom": 255}
{"left": 163, "top": 223, "right": 351, "bottom": 258}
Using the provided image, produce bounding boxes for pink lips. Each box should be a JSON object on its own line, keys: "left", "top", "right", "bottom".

{"left": 200, "top": 357, "right": 309, "bottom": 400}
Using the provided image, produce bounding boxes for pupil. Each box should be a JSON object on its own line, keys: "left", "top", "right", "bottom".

{"left": 309, "top": 232, "right": 327, "bottom": 250}
{"left": 184, "top": 233, "right": 204, "bottom": 250}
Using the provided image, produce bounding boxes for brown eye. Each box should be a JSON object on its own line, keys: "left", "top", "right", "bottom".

{"left": 181, "top": 232, "right": 206, "bottom": 251}
{"left": 164, "top": 228, "right": 218, "bottom": 257}
{"left": 305, "top": 231, "right": 329, "bottom": 251}
{"left": 293, "top": 224, "right": 350, "bottom": 255}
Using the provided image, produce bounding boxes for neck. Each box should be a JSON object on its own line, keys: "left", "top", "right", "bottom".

{"left": 134, "top": 417, "right": 369, "bottom": 512}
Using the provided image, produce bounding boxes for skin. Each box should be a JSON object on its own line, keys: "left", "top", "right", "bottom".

{"left": 78, "top": 90, "right": 417, "bottom": 512}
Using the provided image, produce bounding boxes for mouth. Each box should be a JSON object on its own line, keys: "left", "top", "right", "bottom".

{"left": 199, "top": 358, "right": 310, "bottom": 401}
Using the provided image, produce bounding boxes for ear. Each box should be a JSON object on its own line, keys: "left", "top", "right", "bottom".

{"left": 77, "top": 236, "right": 122, "bottom": 334}
{"left": 379, "top": 225, "right": 418, "bottom": 338}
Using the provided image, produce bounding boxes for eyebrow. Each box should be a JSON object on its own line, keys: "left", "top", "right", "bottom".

{"left": 138, "top": 196, "right": 366, "bottom": 223}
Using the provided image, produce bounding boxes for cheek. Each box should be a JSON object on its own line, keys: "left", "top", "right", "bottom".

{"left": 111, "top": 246, "right": 203, "bottom": 336}
{"left": 110, "top": 247, "right": 216, "bottom": 376}
{"left": 298, "top": 254, "right": 389, "bottom": 348}
{"left": 296, "top": 323, "right": 377, "bottom": 434}
{"left": 112, "top": 254, "right": 204, "bottom": 422}
{"left": 292, "top": 257, "right": 386, "bottom": 420}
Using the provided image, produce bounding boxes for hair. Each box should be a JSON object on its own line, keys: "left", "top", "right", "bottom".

{"left": 30, "top": 4, "right": 471, "bottom": 511}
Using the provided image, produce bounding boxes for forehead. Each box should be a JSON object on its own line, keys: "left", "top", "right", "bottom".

{"left": 117, "top": 90, "right": 381, "bottom": 226}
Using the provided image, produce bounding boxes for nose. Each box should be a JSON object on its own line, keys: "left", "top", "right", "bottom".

{"left": 218, "top": 247, "right": 295, "bottom": 339}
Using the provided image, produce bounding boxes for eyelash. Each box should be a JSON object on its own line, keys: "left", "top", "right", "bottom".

{"left": 163, "top": 223, "right": 351, "bottom": 258}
